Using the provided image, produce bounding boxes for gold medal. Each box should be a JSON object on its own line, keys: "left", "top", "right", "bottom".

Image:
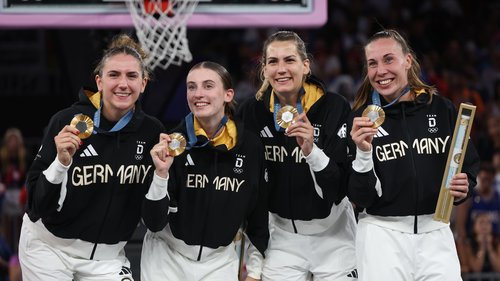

{"left": 276, "top": 105, "right": 298, "bottom": 129}
{"left": 362, "top": 105, "right": 385, "bottom": 128}
{"left": 167, "top": 133, "right": 187, "bottom": 156}
{"left": 70, "top": 114, "right": 94, "bottom": 139}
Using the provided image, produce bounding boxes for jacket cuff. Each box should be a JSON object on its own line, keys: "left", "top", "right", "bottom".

{"left": 305, "top": 143, "right": 329, "bottom": 172}
{"left": 245, "top": 240, "right": 264, "bottom": 279}
{"left": 145, "top": 172, "right": 169, "bottom": 201}
{"left": 42, "top": 157, "right": 71, "bottom": 184}
{"left": 352, "top": 147, "right": 373, "bottom": 173}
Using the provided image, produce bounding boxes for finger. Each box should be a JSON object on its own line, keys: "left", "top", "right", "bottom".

{"left": 286, "top": 126, "right": 313, "bottom": 138}
{"left": 353, "top": 116, "right": 370, "bottom": 125}
{"left": 56, "top": 130, "right": 81, "bottom": 143}
{"left": 450, "top": 176, "right": 468, "bottom": 187}
{"left": 67, "top": 125, "right": 80, "bottom": 136}
{"left": 449, "top": 181, "right": 468, "bottom": 196}
{"left": 351, "top": 121, "right": 373, "bottom": 136}
{"left": 64, "top": 139, "right": 81, "bottom": 154}
{"left": 57, "top": 134, "right": 81, "bottom": 149}
{"left": 285, "top": 128, "right": 312, "bottom": 141}
{"left": 287, "top": 117, "right": 313, "bottom": 132}
{"left": 70, "top": 135, "right": 82, "bottom": 149}
{"left": 59, "top": 124, "right": 78, "bottom": 134}
{"left": 352, "top": 127, "right": 377, "bottom": 140}
{"left": 452, "top": 173, "right": 468, "bottom": 181}
{"left": 449, "top": 183, "right": 467, "bottom": 192}
{"left": 450, "top": 189, "right": 467, "bottom": 200}
{"left": 286, "top": 121, "right": 307, "bottom": 131}
{"left": 293, "top": 112, "right": 310, "bottom": 124}
{"left": 353, "top": 117, "right": 374, "bottom": 130}
{"left": 159, "top": 133, "right": 171, "bottom": 142}
{"left": 156, "top": 146, "right": 167, "bottom": 161}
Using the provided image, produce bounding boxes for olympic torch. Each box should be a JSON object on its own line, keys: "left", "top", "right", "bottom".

{"left": 434, "top": 103, "right": 476, "bottom": 223}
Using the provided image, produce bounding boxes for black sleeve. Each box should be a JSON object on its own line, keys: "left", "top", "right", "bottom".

{"left": 312, "top": 94, "right": 351, "bottom": 205}
{"left": 142, "top": 195, "right": 170, "bottom": 232}
{"left": 26, "top": 113, "right": 67, "bottom": 219}
{"left": 346, "top": 110, "right": 380, "bottom": 209}
{"left": 347, "top": 169, "right": 380, "bottom": 209}
{"left": 141, "top": 173, "right": 174, "bottom": 232}
{"left": 244, "top": 145, "right": 270, "bottom": 257}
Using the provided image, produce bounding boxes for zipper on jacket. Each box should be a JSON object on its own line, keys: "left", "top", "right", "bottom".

{"left": 284, "top": 137, "right": 299, "bottom": 233}
{"left": 197, "top": 150, "right": 219, "bottom": 261}
{"left": 197, "top": 245, "right": 203, "bottom": 261}
{"left": 90, "top": 133, "right": 121, "bottom": 259}
{"left": 401, "top": 104, "right": 420, "bottom": 234}
{"left": 90, "top": 243, "right": 98, "bottom": 260}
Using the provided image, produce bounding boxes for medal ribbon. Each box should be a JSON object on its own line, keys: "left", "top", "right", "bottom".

{"left": 93, "top": 103, "right": 133, "bottom": 134}
{"left": 185, "top": 112, "right": 228, "bottom": 149}
{"left": 371, "top": 85, "right": 410, "bottom": 108}
{"left": 273, "top": 94, "right": 303, "bottom": 132}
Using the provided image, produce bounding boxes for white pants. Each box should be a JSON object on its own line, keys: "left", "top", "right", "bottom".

{"left": 141, "top": 230, "right": 239, "bottom": 281}
{"left": 356, "top": 221, "right": 462, "bottom": 281}
{"left": 262, "top": 206, "right": 357, "bottom": 281}
{"left": 19, "top": 217, "right": 133, "bottom": 281}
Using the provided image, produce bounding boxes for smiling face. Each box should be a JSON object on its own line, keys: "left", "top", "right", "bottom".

{"left": 186, "top": 67, "right": 234, "bottom": 124}
{"left": 95, "top": 53, "right": 147, "bottom": 121}
{"left": 263, "top": 40, "right": 310, "bottom": 101}
{"left": 365, "top": 37, "right": 412, "bottom": 102}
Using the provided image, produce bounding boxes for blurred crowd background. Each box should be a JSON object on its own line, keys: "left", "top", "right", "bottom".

{"left": 0, "top": 0, "right": 499, "bottom": 280}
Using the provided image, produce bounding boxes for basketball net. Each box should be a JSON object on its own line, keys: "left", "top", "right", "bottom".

{"left": 126, "top": 0, "right": 199, "bottom": 70}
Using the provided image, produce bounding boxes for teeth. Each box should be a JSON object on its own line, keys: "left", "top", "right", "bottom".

{"left": 276, "top": 78, "right": 290, "bottom": 82}
{"left": 196, "top": 102, "right": 208, "bottom": 106}
{"left": 379, "top": 79, "right": 391, "bottom": 85}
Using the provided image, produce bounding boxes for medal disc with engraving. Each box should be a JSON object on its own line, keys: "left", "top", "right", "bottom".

{"left": 168, "top": 133, "right": 186, "bottom": 156}
{"left": 362, "top": 105, "right": 385, "bottom": 128}
{"left": 70, "top": 114, "right": 94, "bottom": 139}
{"left": 276, "top": 105, "right": 298, "bottom": 129}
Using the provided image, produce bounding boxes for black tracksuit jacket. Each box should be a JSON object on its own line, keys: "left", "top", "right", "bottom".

{"left": 26, "top": 87, "right": 164, "bottom": 247}
{"left": 237, "top": 75, "right": 351, "bottom": 233}
{"left": 347, "top": 92, "right": 480, "bottom": 232}
{"left": 141, "top": 117, "right": 269, "bottom": 257}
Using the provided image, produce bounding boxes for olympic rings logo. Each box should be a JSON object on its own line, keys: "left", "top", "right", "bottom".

{"left": 233, "top": 168, "right": 243, "bottom": 174}
{"left": 428, "top": 127, "right": 439, "bottom": 133}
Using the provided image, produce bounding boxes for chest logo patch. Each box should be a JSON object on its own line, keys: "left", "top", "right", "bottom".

{"left": 233, "top": 154, "right": 245, "bottom": 174}
{"left": 427, "top": 114, "right": 438, "bottom": 133}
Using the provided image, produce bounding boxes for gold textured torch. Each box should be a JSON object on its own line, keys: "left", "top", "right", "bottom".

{"left": 434, "top": 103, "right": 476, "bottom": 223}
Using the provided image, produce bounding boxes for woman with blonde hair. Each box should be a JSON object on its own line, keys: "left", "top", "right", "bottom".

{"left": 348, "top": 29, "right": 480, "bottom": 281}
{"left": 19, "top": 33, "right": 165, "bottom": 281}
{"left": 238, "top": 30, "right": 357, "bottom": 281}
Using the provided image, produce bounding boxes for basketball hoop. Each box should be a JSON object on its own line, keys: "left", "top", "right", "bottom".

{"left": 126, "top": 0, "right": 199, "bottom": 70}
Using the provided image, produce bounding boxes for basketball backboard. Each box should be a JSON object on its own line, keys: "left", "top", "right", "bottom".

{"left": 0, "top": 0, "right": 327, "bottom": 28}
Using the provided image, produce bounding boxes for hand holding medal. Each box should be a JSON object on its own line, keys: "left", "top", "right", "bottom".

{"left": 362, "top": 105, "right": 385, "bottom": 128}
{"left": 150, "top": 132, "right": 181, "bottom": 179}
{"left": 276, "top": 105, "right": 299, "bottom": 129}
{"left": 352, "top": 87, "right": 410, "bottom": 152}
{"left": 167, "top": 133, "right": 187, "bottom": 156}
{"left": 70, "top": 114, "right": 94, "bottom": 139}
{"left": 362, "top": 85, "right": 410, "bottom": 129}
{"left": 54, "top": 114, "right": 91, "bottom": 166}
